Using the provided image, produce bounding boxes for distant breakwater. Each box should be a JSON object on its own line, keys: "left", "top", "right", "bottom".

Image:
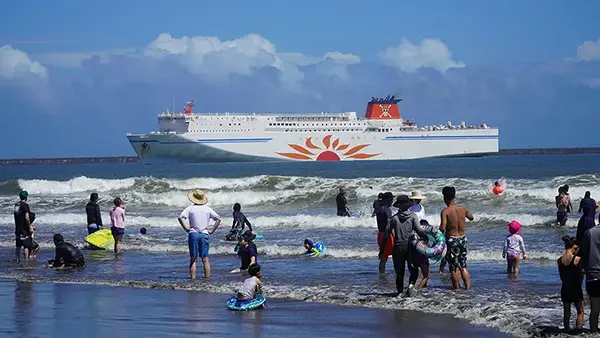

{"left": 1, "top": 148, "right": 599, "bottom": 165}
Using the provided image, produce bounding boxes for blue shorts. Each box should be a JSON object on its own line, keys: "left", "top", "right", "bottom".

{"left": 188, "top": 232, "right": 210, "bottom": 258}
{"left": 111, "top": 226, "right": 125, "bottom": 237}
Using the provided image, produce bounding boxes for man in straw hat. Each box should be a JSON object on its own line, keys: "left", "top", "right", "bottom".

{"left": 408, "top": 190, "right": 426, "bottom": 220}
{"left": 178, "top": 189, "right": 221, "bottom": 279}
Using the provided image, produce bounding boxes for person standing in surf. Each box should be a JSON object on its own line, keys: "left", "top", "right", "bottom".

{"left": 579, "top": 221, "right": 600, "bottom": 332}
{"left": 379, "top": 195, "right": 428, "bottom": 296}
{"left": 14, "top": 190, "right": 34, "bottom": 262}
{"left": 178, "top": 189, "right": 221, "bottom": 279}
{"left": 558, "top": 236, "right": 584, "bottom": 331}
{"left": 372, "top": 193, "right": 383, "bottom": 217}
{"left": 86, "top": 192, "right": 103, "bottom": 234}
{"left": 556, "top": 185, "right": 573, "bottom": 226}
{"left": 577, "top": 195, "right": 598, "bottom": 245}
{"left": 440, "top": 186, "right": 474, "bottom": 290}
{"left": 336, "top": 186, "right": 350, "bottom": 217}
{"left": 376, "top": 192, "right": 394, "bottom": 274}
{"left": 408, "top": 191, "right": 426, "bottom": 220}
{"left": 579, "top": 191, "right": 593, "bottom": 213}
{"left": 109, "top": 197, "right": 126, "bottom": 255}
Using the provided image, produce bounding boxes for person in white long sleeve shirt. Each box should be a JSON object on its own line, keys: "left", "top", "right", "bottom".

{"left": 502, "top": 220, "right": 526, "bottom": 277}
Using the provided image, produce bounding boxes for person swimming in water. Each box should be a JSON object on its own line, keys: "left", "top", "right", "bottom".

{"left": 304, "top": 239, "right": 321, "bottom": 257}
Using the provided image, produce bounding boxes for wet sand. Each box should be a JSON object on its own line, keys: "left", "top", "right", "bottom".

{"left": 0, "top": 279, "right": 509, "bottom": 338}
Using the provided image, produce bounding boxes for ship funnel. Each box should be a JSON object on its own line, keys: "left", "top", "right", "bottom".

{"left": 364, "top": 96, "right": 403, "bottom": 120}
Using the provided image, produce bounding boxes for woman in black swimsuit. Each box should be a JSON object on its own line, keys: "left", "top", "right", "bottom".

{"left": 557, "top": 236, "right": 584, "bottom": 331}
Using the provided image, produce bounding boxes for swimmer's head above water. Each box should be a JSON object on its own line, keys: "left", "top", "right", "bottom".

{"left": 140, "top": 227, "right": 147, "bottom": 235}
{"left": 304, "top": 239, "right": 314, "bottom": 250}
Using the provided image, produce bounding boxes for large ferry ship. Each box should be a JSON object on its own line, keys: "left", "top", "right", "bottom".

{"left": 127, "top": 96, "right": 499, "bottom": 162}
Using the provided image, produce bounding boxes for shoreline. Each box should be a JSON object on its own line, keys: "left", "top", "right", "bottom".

{"left": 0, "top": 277, "right": 511, "bottom": 338}
{"left": 1, "top": 148, "right": 599, "bottom": 165}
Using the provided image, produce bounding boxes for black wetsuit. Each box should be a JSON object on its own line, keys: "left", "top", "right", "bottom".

{"left": 53, "top": 242, "right": 85, "bottom": 267}
{"left": 232, "top": 211, "right": 252, "bottom": 232}
{"left": 14, "top": 201, "right": 33, "bottom": 249}
{"left": 336, "top": 193, "right": 349, "bottom": 217}
{"left": 86, "top": 201, "right": 103, "bottom": 232}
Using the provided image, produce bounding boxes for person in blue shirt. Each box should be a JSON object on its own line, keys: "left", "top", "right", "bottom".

{"left": 232, "top": 231, "right": 258, "bottom": 273}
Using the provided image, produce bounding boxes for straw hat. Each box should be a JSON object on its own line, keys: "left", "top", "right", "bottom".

{"left": 410, "top": 190, "right": 427, "bottom": 200}
{"left": 187, "top": 189, "right": 208, "bottom": 205}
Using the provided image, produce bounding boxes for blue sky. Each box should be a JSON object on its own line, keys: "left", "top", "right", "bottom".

{"left": 1, "top": 0, "right": 600, "bottom": 158}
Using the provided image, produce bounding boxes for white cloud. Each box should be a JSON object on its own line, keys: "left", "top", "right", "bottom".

{"left": 576, "top": 38, "right": 600, "bottom": 61}
{"left": 378, "top": 37, "right": 465, "bottom": 73}
{"left": 0, "top": 45, "right": 48, "bottom": 79}
{"left": 35, "top": 48, "right": 135, "bottom": 68}
{"left": 143, "top": 33, "right": 360, "bottom": 85}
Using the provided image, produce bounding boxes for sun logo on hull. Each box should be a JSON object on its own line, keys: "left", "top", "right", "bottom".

{"left": 277, "top": 135, "right": 381, "bottom": 161}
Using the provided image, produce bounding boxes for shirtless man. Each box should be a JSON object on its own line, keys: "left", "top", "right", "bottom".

{"left": 440, "top": 186, "right": 474, "bottom": 290}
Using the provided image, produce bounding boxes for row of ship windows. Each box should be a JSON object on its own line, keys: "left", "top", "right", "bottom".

{"left": 268, "top": 122, "right": 363, "bottom": 127}
{"left": 189, "top": 130, "right": 253, "bottom": 132}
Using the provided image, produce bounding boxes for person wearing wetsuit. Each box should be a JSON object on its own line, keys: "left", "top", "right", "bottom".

{"left": 372, "top": 193, "right": 383, "bottom": 217}
{"left": 336, "top": 187, "right": 350, "bottom": 217}
{"left": 376, "top": 192, "right": 394, "bottom": 273}
{"left": 86, "top": 192, "right": 103, "bottom": 234}
{"left": 49, "top": 234, "right": 85, "bottom": 268}
{"left": 228, "top": 203, "right": 252, "bottom": 240}
{"left": 14, "top": 190, "right": 34, "bottom": 262}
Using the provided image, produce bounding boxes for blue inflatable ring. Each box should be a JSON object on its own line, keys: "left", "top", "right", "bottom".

{"left": 226, "top": 294, "right": 266, "bottom": 311}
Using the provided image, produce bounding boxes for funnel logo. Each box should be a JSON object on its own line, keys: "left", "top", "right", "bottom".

{"left": 277, "top": 135, "right": 381, "bottom": 161}
{"left": 379, "top": 105, "right": 392, "bottom": 118}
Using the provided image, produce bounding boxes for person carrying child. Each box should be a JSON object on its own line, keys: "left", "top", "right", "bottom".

{"left": 502, "top": 221, "right": 526, "bottom": 277}
{"left": 558, "top": 236, "right": 584, "bottom": 331}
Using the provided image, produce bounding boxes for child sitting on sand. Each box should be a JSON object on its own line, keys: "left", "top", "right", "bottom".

{"left": 558, "top": 236, "right": 584, "bottom": 331}
{"left": 237, "top": 264, "right": 263, "bottom": 301}
{"left": 502, "top": 220, "right": 526, "bottom": 277}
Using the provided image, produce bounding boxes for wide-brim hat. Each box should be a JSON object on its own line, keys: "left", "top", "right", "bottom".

{"left": 410, "top": 190, "right": 426, "bottom": 200}
{"left": 382, "top": 191, "right": 394, "bottom": 201}
{"left": 187, "top": 189, "right": 208, "bottom": 205}
{"left": 393, "top": 195, "right": 414, "bottom": 210}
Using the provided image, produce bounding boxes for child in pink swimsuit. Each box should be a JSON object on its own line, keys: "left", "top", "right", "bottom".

{"left": 502, "top": 220, "right": 526, "bottom": 277}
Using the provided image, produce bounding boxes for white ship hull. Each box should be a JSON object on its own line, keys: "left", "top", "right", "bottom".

{"left": 128, "top": 129, "right": 499, "bottom": 163}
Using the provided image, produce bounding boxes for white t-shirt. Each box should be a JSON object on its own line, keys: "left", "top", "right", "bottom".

{"left": 180, "top": 204, "right": 220, "bottom": 234}
{"left": 238, "top": 276, "right": 261, "bottom": 299}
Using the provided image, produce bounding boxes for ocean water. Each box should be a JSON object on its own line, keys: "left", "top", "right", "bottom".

{"left": 1, "top": 154, "right": 599, "bottom": 337}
